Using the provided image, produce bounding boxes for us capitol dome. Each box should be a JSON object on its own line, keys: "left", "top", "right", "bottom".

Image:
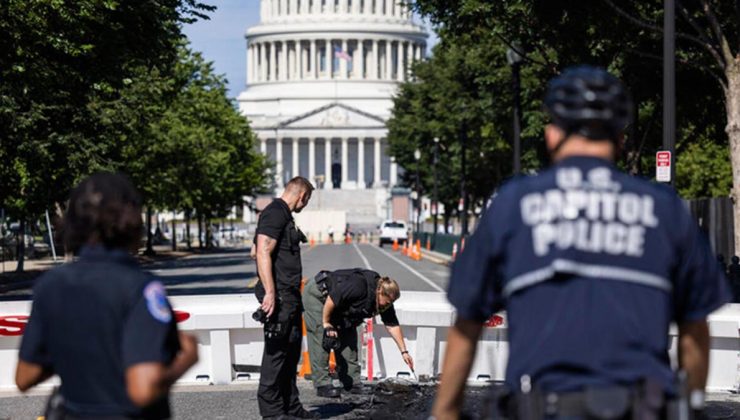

{"left": 238, "top": 0, "right": 429, "bottom": 230}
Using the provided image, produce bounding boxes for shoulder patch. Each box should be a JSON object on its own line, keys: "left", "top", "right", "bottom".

{"left": 143, "top": 281, "right": 172, "bottom": 323}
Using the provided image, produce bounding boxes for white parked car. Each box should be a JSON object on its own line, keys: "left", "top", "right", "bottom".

{"left": 378, "top": 220, "right": 408, "bottom": 247}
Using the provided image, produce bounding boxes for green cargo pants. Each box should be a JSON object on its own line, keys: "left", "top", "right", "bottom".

{"left": 302, "top": 278, "right": 362, "bottom": 389}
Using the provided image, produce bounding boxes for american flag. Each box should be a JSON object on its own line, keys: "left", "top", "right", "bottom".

{"left": 334, "top": 46, "right": 352, "bottom": 61}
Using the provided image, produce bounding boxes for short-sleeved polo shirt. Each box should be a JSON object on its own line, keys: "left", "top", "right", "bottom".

{"left": 19, "top": 246, "right": 179, "bottom": 419}
{"left": 448, "top": 156, "right": 731, "bottom": 395}
{"left": 328, "top": 270, "right": 400, "bottom": 327}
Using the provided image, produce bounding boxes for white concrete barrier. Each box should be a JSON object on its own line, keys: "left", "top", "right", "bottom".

{"left": 0, "top": 294, "right": 737, "bottom": 392}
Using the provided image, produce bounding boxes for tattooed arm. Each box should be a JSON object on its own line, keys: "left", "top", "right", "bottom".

{"left": 256, "top": 234, "right": 278, "bottom": 317}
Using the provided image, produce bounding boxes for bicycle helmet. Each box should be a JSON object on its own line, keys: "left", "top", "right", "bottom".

{"left": 544, "top": 65, "right": 633, "bottom": 142}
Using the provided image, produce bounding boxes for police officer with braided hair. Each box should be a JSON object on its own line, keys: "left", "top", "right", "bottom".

{"left": 302, "top": 269, "right": 414, "bottom": 398}
{"left": 431, "top": 66, "right": 731, "bottom": 419}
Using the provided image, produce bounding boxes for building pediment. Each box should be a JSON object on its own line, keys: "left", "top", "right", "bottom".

{"left": 278, "top": 102, "right": 386, "bottom": 129}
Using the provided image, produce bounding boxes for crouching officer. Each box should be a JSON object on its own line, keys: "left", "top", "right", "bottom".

{"left": 431, "top": 66, "right": 731, "bottom": 419}
{"left": 254, "top": 176, "right": 318, "bottom": 420}
{"left": 302, "top": 268, "right": 414, "bottom": 398}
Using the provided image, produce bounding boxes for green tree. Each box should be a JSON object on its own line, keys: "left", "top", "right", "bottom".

{"left": 402, "top": 0, "right": 732, "bottom": 228}
{"left": 0, "top": 0, "right": 213, "bottom": 270}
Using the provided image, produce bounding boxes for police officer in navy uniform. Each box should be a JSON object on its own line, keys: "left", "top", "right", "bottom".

{"left": 15, "top": 173, "right": 199, "bottom": 419}
{"left": 431, "top": 66, "right": 731, "bottom": 419}
{"left": 301, "top": 269, "right": 414, "bottom": 398}
{"left": 254, "top": 176, "right": 317, "bottom": 420}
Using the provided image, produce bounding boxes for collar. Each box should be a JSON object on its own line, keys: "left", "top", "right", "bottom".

{"left": 79, "top": 245, "right": 137, "bottom": 265}
{"left": 556, "top": 155, "right": 615, "bottom": 168}
{"left": 275, "top": 198, "right": 293, "bottom": 218}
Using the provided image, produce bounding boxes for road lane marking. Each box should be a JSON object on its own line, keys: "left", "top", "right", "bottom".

{"left": 352, "top": 243, "right": 373, "bottom": 270}
{"left": 373, "top": 246, "right": 445, "bottom": 292}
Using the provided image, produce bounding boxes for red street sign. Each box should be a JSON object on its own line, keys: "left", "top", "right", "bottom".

{"left": 656, "top": 151, "right": 672, "bottom": 182}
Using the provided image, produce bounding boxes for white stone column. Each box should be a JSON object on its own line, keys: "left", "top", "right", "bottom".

{"left": 270, "top": 41, "right": 277, "bottom": 81}
{"left": 385, "top": 40, "right": 392, "bottom": 80}
{"left": 287, "top": 42, "right": 294, "bottom": 80}
{"left": 372, "top": 40, "right": 379, "bottom": 79}
{"left": 396, "top": 41, "right": 404, "bottom": 81}
{"left": 390, "top": 158, "right": 398, "bottom": 186}
{"left": 310, "top": 39, "right": 317, "bottom": 79}
{"left": 281, "top": 41, "right": 288, "bottom": 80}
{"left": 357, "top": 138, "right": 365, "bottom": 188}
{"left": 363, "top": 0, "right": 371, "bottom": 14}
{"left": 301, "top": 42, "right": 308, "bottom": 79}
{"left": 312, "top": 0, "right": 319, "bottom": 13}
{"left": 326, "top": 39, "right": 333, "bottom": 79}
{"left": 352, "top": 0, "right": 360, "bottom": 14}
{"left": 339, "top": 0, "right": 348, "bottom": 13}
{"left": 373, "top": 138, "right": 381, "bottom": 187}
{"left": 260, "top": 138, "right": 267, "bottom": 154}
{"left": 260, "top": 43, "right": 267, "bottom": 81}
{"left": 385, "top": 0, "right": 393, "bottom": 16}
{"left": 276, "top": 137, "right": 284, "bottom": 186}
{"left": 340, "top": 39, "right": 348, "bottom": 79}
{"left": 281, "top": 0, "right": 288, "bottom": 15}
{"left": 357, "top": 40, "right": 365, "bottom": 79}
{"left": 247, "top": 44, "right": 252, "bottom": 84}
{"left": 308, "top": 137, "right": 316, "bottom": 182}
{"left": 290, "top": 0, "right": 297, "bottom": 14}
{"left": 341, "top": 137, "right": 349, "bottom": 188}
{"left": 324, "top": 138, "right": 332, "bottom": 189}
{"left": 292, "top": 138, "right": 299, "bottom": 178}
{"left": 406, "top": 41, "right": 413, "bottom": 80}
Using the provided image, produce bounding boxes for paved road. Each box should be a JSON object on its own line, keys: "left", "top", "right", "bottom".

{"left": 149, "top": 243, "right": 449, "bottom": 296}
{"left": 3, "top": 382, "right": 739, "bottom": 420}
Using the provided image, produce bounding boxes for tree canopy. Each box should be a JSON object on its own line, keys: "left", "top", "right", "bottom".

{"left": 387, "top": 0, "right": 732, "bottom": 218}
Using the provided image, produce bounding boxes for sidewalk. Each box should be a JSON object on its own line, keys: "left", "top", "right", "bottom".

{"left": 420, "top": 248, "right": 453, "bottom": 266}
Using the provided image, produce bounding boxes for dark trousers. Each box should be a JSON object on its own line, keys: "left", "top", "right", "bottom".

{"left": 258, "top": 308, "right": 303, "bottom": 417}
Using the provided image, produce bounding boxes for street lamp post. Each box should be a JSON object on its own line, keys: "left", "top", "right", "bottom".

{"left": 506, "top": 45, "right": 524, "bottom": 174}
{"left": 663, "top": 0, "right": 676, "bottom": 185}
{"left": 460, "top": 121, "right": 469, "bottom": 236}
{"left": 432, "top": 137, "right": 439, "bottom": 247}
{"left": 414, "top": 148, "right": 421, "bottom": 235}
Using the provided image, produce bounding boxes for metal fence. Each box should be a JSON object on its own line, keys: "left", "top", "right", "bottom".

{"left": 687, "top": 197, "right": 735, "bottom": 259}
{"left": 416, "top": 197, "right": 737, "bottom": 259}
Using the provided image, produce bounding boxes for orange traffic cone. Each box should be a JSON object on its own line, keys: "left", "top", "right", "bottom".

{"left": 461, "top": 237, "right": 466, "bottom": 251}
{"left": 401, "top": 241, "right": 408, "bottom": 256}
{"left": 451, "top": 242, "right": 458, "bottom": 261}
{"left": 426, "top": 237, "right": 431, "bottom": 251}
{"left": 392, "top": 239, "right": 399, "bottom": 251}
{"left": 309, "top": 237, "right": 316, "bottom": 248}
{"left": 414, "top": 240, "right": 422, "bottom": 261}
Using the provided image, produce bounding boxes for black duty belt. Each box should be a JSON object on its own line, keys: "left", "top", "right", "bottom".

{"left": 489, "top": 382, "right": 691, "bottom": 420}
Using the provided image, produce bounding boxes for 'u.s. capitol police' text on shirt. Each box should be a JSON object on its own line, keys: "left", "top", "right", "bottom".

{"left": 520, "top": 168, "right": 658, "bottom": 257}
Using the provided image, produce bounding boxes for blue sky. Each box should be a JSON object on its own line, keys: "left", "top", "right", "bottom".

{"left": 183, "top": 0, "right": 437, "bottom": 99}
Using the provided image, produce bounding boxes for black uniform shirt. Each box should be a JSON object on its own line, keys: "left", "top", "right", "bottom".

{"left": 256, "top": 198, "right": 303, "bottom": 302}
{"left": 329, "top": 273, "right": 399, "bottom": 327}
{"left": 19, "top": 246, "right": 179, "bottom": 419}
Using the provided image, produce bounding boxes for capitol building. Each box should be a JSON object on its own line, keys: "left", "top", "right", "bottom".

{"left": 238, "top": 0, "right": 428, "bottom": 231}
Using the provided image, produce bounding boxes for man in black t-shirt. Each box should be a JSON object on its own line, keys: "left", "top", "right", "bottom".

{"left": 302, "top": 268, "right": 414, "bottom": 398}
{"left": 254, "top": 176, "right": 316, "bottom": 420}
